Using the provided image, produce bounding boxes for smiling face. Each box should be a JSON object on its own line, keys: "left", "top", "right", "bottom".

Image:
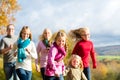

{"left": 71, "top": 58, "right": 80, "bottom": 68}
{"left": 20, "top": 26, "right": 32, "bottom": 40}
{"left": 55, "top": 31, "right": 66, "bottom": 48}
{"left": 56, "top": 36, "right": 66, "bottom": 48}
{"left": 7, "top": 24, "right": 15, "bottom": 36}
{"left": 43, "top": 29, "right": 52, "bottom": 40}
{"left": 21, "top": 29, "right": 30, "bottom": 40}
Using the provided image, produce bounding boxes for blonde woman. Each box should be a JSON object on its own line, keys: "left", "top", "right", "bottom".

{"left": 13, "top": 26, "right": 37, "bottom": 80}
{"left": 35, "top": 28, "right": 52, "bottom": 80}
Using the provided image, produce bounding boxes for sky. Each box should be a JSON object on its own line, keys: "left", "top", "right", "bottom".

{"left": 14, "top": 0, "right": 120, "bottom": 47}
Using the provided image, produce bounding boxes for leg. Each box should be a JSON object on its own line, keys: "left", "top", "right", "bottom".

{"left": 83, "top": 67, "right": 91, "bottom": 80}
{"left": 12, "top": 62, "right": 18, "bottom": 80}
{"left": 55, "top": 74, "right": 64, "bottom": 80}
{"left": 45, "top": 75, "right": 56, "bottom": 80}
{"left": 4, "top": 63, "right": 14, "bottom": 80}
{"left": 26, "top": 70, "right": 32, "bottom": 80}
{"left": 16, "top": 68, "right": 28, "bottom": 80}
{"left": 41, "top": 67, "right": 45, "bottom": 80}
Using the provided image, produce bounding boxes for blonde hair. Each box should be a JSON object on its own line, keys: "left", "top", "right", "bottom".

{"left": 79, "top": 27, "right": 90, "bottom": 36}
{"left": 69, "top": 27, "right": 90, "bottom": 41}
{"left": 69, "top": 54, "right": 84, "bottom": 71}
{"left": 55, "top": 31, "right": 67, "bottom": 42}
{"left": 39, "top": 28, "right": 52, "bottom": 41}
{"left": 19, "top": 26, "right": 32, "bottom": 40}
{"left": 54, "top": 31, "right": 68, "bottom": 51}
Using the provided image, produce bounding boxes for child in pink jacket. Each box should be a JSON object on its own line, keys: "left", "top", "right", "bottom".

{"left": 45, "top": 31, "right": 67, "bottom": 80}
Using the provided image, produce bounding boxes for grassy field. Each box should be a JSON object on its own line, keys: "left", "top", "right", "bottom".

{"left": 97, "top": 55, "right": 120, "bottom": 60}
{"left": 0, "top": 56, "right": 120, "bottom": 80}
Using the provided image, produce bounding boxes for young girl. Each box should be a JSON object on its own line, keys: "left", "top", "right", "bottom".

{"left": 35, "top": 28, "right": 52, "bottom": 80}
{"left": 64, "top": 54, "right": 87, "bottom": 80}
{"left": 70, "top": 27, "right": 97, "bottom": 80}
{"left": 45, "top": 31, "right": 67, "bottom": 80}
{"left": 13, "top": 26, "right": 37, "bottom": 80}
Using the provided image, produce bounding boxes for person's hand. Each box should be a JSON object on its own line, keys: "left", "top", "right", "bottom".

{"left": 26, "top": 48, "right": 30, "bottom": 54}
{"left": 93, "top": 63, "right": 97, "bottom": 69}
{"left": 55, "top": 73, "right": 60, "bottom": 77}
{"left": 9, "top": 44, "right": 13, "bottom": 49}
{"left": 14, "top": 52, "right": 17, "bottom": 57}
{"left": 36, "top": 65, "right": 40, "bottom": 72}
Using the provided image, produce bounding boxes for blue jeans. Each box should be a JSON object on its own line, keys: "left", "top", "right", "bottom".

{"left": 83, "top": 67, "right": 91, "bottom": 80}
{"left": 41, "top": 67, "right": 45, "bottom": 80}
{"left": 16, "top": 68, "right": 32, "bottom": 80}
{"left": 45, "top": 74, "right": 64, "bottom": 80}
{"left": 4, "top": 62, "right": 18, "bottom": 80}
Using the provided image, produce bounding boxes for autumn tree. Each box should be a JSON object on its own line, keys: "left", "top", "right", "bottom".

{"left": 0, "top": 0, "right": 20, "bottom": 35}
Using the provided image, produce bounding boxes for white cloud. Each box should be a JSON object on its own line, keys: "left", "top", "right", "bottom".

{"left": 15, "top": 0, "right": 120, "bottom": 46}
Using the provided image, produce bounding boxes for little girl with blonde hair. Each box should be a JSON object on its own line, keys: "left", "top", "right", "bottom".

{"left": 45, "top": 31, "right": 67, "bottom": 80}
{"left": 64, "top": 54, "right": 87, "bottom": 80}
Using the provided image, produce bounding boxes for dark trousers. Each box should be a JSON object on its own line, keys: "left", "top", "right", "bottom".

{"left": 41, "top": 67, "right": 45, "bottom": 80}
{"left": 16, "top": 68, "right": 32, "bottom": 80}
{"left": 83, "top": 67, "right": 91, "bottom": 80}
{"left": 4, "top": 62, "right": 17, "bottom": 80}
{"left": 45, "top": 74, "right": 64, "bottom": 80}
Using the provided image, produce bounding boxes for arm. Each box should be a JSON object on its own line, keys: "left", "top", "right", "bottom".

{"left": 35, "top": 41, "right": 41, "bottom": 72}
{"left": 47, "top": 47, "right": 58, "bottom": 73}
{"left": 0, "top": 39, "right": 13, "bottom": 54}
{"left": 63, "top": 66, "right": 70, "bottom": 76}
{"left": 81, "top": 72, "right": 88, "bottom": 80}
{"left": 90, "top": 42, "right": 97, "bottom": 69}
{"left": 0, "top": 45, "right": 13, "bottom": 54}
{"left": 26, "top": 41, "right": 37, "bottom": 59}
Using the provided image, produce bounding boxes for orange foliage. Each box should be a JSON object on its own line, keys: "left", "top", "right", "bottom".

{"left": 0, "top": 0, "right": 21, "bottom": 34}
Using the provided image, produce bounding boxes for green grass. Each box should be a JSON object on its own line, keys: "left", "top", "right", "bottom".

{"left": 97, "top": 55, "right": 120, "bottom": 60}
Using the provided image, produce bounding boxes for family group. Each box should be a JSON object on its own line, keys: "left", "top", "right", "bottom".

{"left": 0, "top": 24, "right": 97, "bottom": 80}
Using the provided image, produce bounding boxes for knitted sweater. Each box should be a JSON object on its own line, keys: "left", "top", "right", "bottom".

{"left": 72, "top": 40, "right": 97, "bottom": 68}
{"left": 0, "top": 35, "right": 17, "bottom": 63}
{"left": 14, "top": 41, "right": 37, "bottom": 71}
{"left": 64, "top": 66, "right": 87, "bottom": 80}
{"left": 35, "top": 41, "right": 49, "bottom": 68}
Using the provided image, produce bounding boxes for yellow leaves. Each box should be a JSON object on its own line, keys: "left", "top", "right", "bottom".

{"left": 0, "top": 0, "right": 20, "bottom": 35}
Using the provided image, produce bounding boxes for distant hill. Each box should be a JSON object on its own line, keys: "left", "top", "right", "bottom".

{"left": 95, "top": 45, "right": 120, "bottom": 56}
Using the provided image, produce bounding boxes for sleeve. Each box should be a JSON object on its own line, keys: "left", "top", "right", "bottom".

{"left": 90, "top": 42, "right": 97, "bottom": 69}
{"left": 29, "top": 41, "right": 37, "bottom": 59}
{"left": 81, "top": 72, "right": 88, "bottom": 80}
{"left": 47, "top": 47, "right": 57, "bottom": 73}
{"left": 0, "top": 39, "right": 4, "bottom": 52}
{"left": 36, "top": 41, "right": 42, "bottom": 54}
{"left": 35, "top": 41, "right": 41, "bottom": 64}
{"left": 63, "top": 66, "right": 70, "bottom": 76}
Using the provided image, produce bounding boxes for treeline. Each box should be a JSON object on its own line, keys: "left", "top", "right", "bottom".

{"left": 91, "top": 58, "right": 120, "bottom": 80}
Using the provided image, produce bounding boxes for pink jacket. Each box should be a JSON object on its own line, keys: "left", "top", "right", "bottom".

{"left": 45, "top": 42, "right": 66, "bottom": 76}
{"left": 35, "top": 41, "right": 49, "bottom": 68}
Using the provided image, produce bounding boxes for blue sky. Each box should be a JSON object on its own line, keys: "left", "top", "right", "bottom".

{"left": 14, "top": 0, "right": 120, "bottom": 47}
